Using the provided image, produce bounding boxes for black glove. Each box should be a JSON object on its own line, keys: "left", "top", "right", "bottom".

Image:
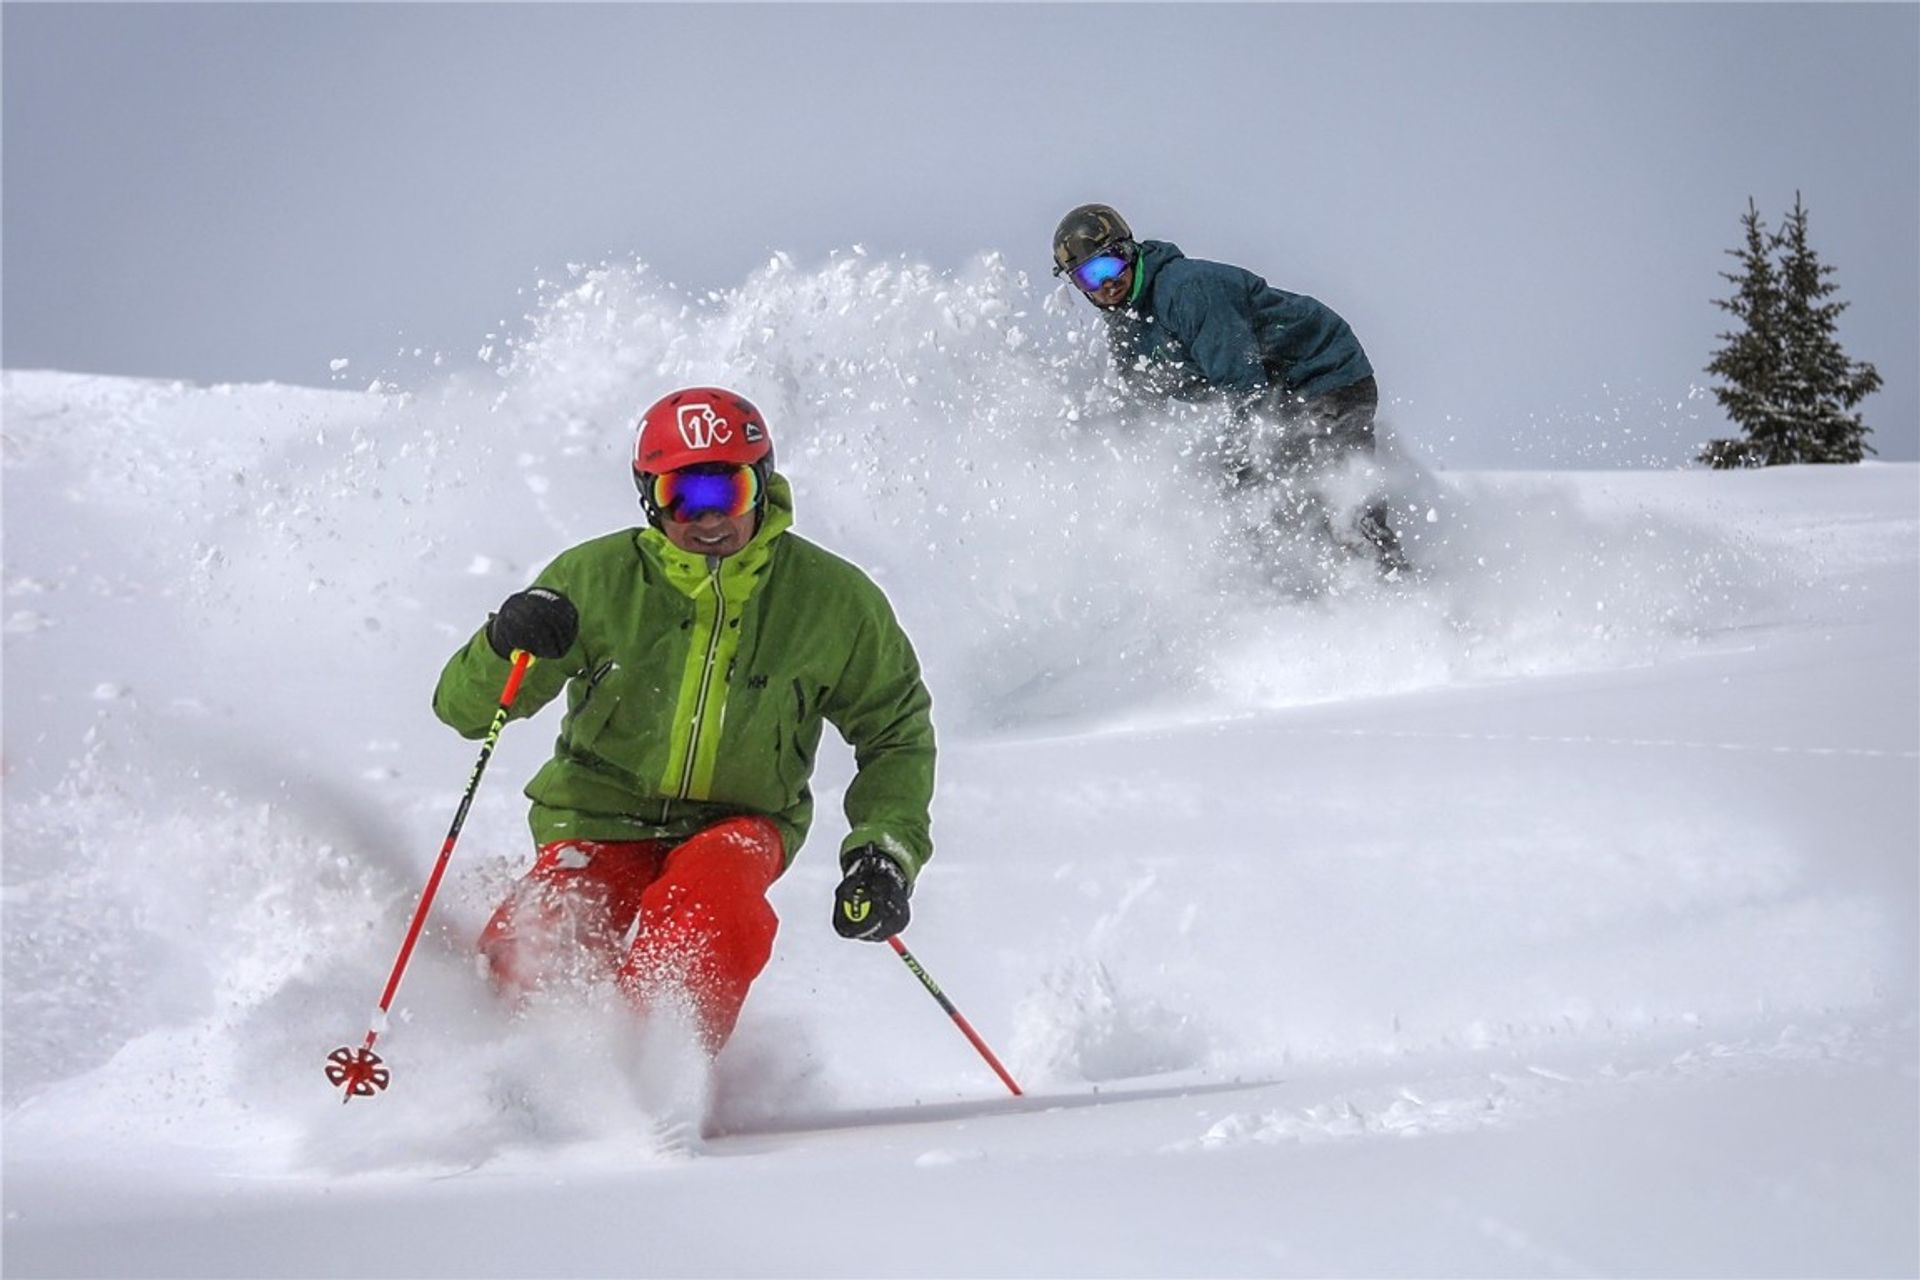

{"left": 486, "top": 587, "right": 578, "bottom": 659}
{"left": 832, "top": 848, "right": 912, "bottom": 941}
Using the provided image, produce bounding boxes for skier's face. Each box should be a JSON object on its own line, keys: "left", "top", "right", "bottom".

{"left": 1083, "top": 262, "right": 1133, "bottom": 309}
{"left": 662, "top": 506, "right": 757, "bottom": 558}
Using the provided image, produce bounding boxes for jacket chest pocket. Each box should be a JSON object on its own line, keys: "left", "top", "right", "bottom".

{"left": 562, "top": 661, "right": 622, "bottom": 753}
{"left": 724, "top": 673, "right": 822, "bottom": 798}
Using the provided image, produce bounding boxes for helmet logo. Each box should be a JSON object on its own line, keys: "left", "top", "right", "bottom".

{"left": 675, "top": 403, "right": 732, "bottom": 451}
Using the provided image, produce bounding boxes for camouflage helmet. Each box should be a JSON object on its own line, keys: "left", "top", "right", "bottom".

{"left": 1051, "top": 203, "right": 1135, "bottom": 276}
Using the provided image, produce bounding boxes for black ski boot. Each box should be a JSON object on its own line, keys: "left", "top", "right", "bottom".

{"left": 1355, "top": 503, "right": 1412, "bottom": 579}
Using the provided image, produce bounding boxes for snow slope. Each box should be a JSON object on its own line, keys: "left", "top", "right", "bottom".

{"left": 3, "top": 254, "right": 1916, "bottom": 1277}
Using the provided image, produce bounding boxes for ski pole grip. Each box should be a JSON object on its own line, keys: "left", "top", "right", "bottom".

{"left": 500, "top": 650, "right": 535, "bottom": 707}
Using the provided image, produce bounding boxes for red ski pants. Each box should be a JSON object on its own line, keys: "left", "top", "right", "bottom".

{"left": 477, "top": 815, "right": 784, "bottom": 1052}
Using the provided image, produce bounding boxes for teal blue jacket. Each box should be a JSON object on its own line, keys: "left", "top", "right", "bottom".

{"left": 1105, "top": 240, "right": 1373, "bottom": 402}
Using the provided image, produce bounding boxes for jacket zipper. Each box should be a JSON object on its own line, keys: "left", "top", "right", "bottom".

{"left": 673, "top": 556, "right": 728, "bottom": 802}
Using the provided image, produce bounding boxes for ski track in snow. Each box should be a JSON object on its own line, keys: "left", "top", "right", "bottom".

{"left": 3, "top": 252, "right": 1916, "bottom": 1276}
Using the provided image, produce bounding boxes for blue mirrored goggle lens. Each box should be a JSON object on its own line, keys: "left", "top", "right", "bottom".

{"left": 652, "top": 465, "right": 758, "bottom": 519}
{"left": 1070, "top": 254, "right": 1129, "bottom": 292}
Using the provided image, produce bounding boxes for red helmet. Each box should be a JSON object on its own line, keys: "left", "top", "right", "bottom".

{"left": 631, "top": 386, "right": 775, "bottom": 523}
{"left": 633, "top": 387, "right": 772, "bottom": 474}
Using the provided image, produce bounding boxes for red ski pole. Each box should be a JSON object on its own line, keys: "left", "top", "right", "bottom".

{"left": 326, "top": 649, "right": 535, "bottom": 1101}
{"left": 887, "top": 934, "right": 1022, "bottom": 1096}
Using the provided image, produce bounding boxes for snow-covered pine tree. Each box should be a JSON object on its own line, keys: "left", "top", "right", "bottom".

{"left": 1772, "top": 192, "right": 1881, "bottom": 464}
{"left": 1699, "top": 194, "right": 1881, "bottom": 467}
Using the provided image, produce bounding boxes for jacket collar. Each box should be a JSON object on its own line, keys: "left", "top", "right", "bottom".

{"left": 1129, "top": 239, "right": 1183, "bottom": 310}
{"left": 641, "top": 472, "right": 794, "bottom": 601}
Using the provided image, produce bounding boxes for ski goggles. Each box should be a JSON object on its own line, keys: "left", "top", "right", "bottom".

{"left": 649, "top": 463, "right": 761, "bottom": 521}
{"left": 1068, "top": 251, "right": 1131, "bottom": 292}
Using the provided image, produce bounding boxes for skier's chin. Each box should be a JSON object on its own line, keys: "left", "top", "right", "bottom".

{"left": 664, "top": 510, "right": 757, "bottom": 557}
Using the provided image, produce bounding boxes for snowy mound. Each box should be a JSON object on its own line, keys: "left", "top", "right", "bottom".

{"left": 4, "top": 252, "right": 1915, "bottom": 1276}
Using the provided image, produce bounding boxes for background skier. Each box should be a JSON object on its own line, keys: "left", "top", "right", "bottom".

{"left": 433, "top": 386, "right": 936, "bottom": 1053}
{"left": 1052, "top": 202, "right": 1406, "bottom": 573}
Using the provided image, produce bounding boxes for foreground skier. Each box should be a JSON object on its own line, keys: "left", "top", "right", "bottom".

{"left": 432, "top": 386, "right": 936, "bottom": 1052}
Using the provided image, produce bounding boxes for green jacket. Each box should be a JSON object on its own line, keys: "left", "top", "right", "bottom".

{"left": 432, "top": 475, "right": 935, "bottom": 880}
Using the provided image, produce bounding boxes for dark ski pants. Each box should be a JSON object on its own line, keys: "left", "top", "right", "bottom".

{"left": 1248, "top": 376, "right": 1407, "bottom": 573}
{"left": 1259, "top": 375, "right": 1380, "bottom": 468}
{"left": 478, "top": 815, "right": 784, "bottom": 1053}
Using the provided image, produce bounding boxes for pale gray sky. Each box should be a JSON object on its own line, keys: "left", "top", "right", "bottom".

{"left": 4, "top": 2, "right": 1915, "bottom": 465}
